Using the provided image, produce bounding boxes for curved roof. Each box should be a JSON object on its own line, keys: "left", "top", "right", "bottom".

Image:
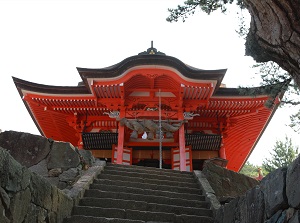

{"left": 12, "top": 45, "right": 284, "bottom": 172}
{"left": 77, "top": 54, "right": 227, "bottom": 89}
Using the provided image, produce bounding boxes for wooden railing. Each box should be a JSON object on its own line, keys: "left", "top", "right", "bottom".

{"left": 82, "top": 132, "right": 118, "bottom": 150}
{"left": 185, "top": 133, "right": 222, "bottom": 151}
{"left": 82, "top": 132, "right": 222, "bottom": 151}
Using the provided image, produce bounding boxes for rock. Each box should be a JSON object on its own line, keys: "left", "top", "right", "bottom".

{"left": 23, "top": 203, "right": 48, "bottom": 223}
{"left": 30, "top": 172, "right": 53, "bottom": 211}
{"left": 47, "top": 141, "right": 80, "bottom": 170}
{"left": 10, "top": 187, "right": 31, "bottom": 223}
{"left": 265, "top": 210, "right": 282, "bottom": 223}
{"left": 286, "top": 155, "right": 300, "bottom": 208}
{"left": 48, "top": 168, "right": 62, "bottom": 177}
{"left": 29, "top": 159, "right": 48, "bottom": 177}
{"left": 51, "top": 186, "right": 59, "bottom": 212}
{"left": 0, "top": 147, "right": 31, "bottom": 192}
{"left": 287, "top": 207, "right": 295, "bottom": 221}
{"left": 289, "top": 210, "right": 300, "bottom": 223}
{"left": 56, "top": 189, "right": 73, "bottom": 222}
{"left": 59, "top": 168, "right": 80, "bottom": 184}
{"left": 222, "top": 196, "right": 241, "bottom": 222}
{"left": 0, "top": 131, "right": 51, "bottom": 167}
{"left": 241, "top": 185, "right": 265, "bottom": 222}
{"left": 0, "top": 199, "right": 9, "bottom": 223}
{"left": 260, "top": 167, "right": 288, "bottom": 218}
{"left": 58, "top": 181, "right": 68, "bottom": 190}
{"left": 44, "top": 177, "right": 60, "bottom": 187}
{"left": 277, "top": 209, "right": 288, "bottom": 223}
{"left": 78, "top": 150, "right": 95, "bottom": 166}
{"left": 202, "top": 161, "right": 259, "bottom": 201}
{"left": 0, "top": 186, "right": 10, "bottom": 209}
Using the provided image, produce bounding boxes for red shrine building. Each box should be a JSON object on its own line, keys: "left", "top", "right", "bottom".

{"left": 13, "top": 45, "right": 282, "bottom": 172}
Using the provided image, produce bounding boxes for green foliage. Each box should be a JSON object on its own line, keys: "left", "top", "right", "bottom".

{"left": 247, "top": 62, "right": 300, "bottom": 131}
{"left": 290, "top": 110, "right": 300, "bottom": 132}
{"left": 240, "top": 161, "right": 267, "bottom": 178}
{"left": 167, "top": 1, "right": 300, "bottom": 133}
{"left": 239, "top": 61, "right": 295, "bottom": 108}
{"left": 166, "top": 0, "right": 244, "bottom": 22}
{"left": 262, "top": 136, "right": 299, "bottom": 173}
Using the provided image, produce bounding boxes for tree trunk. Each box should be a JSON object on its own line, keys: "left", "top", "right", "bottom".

{"left": 244, "top": 0, "right": 300, "bottom": 88}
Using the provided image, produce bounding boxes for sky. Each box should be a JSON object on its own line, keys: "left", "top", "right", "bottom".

{"left": 1, "top": 0, "right": 299, "bottom": 165}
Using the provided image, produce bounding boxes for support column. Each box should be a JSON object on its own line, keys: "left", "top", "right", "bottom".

{"left": 116, "top": 110, "right": 125, "bottom": 164}
{"left": 219, "top": 146, "right": 226, "bottom": 159}
{"left": 77, "top": 133, "right": 84, "bottom": 149}
{"left": 178, "top": 112, "right": 186, "bottom": 171}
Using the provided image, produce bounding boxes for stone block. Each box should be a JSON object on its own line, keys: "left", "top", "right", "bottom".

{"left": 289, "top": 210, "right": 300, "bottom": 223}
{"left": 0, "top": 131, "right": 51, "bottom": 167}
{"left": 30, "top": 172, "right": 53, "bottom": 210}
{"left": 48, "top": 168, "right": 62, "bottom": 177}
{"left": 58, "top": 181, "right": 68, "bottom": 190}
{"left": 56, "top": 189, "right": 73, "bottom": 222}
{"left": 23, "top": 203, "right": 48, "bottom": 223}
{"left": 265, "top": 210, "right": 282, "bottom": 223}
{"left": 0, "top": 197, "right": 9, "bottom": 223}
{"left": 260, "top": 167, "right": 288, "bottom": 218}
{"left": 222, "top": 196, "right": 241, "bottom": 223}
{"left": 59, "top": 168, "right": 80, "bottom": 184}
{"left": 286, "top": 155, "right": 300, "bottom": 208}
{"left": 10, "top": 187, "right": 31, "bottom": 223}
{"left": 78, "top": 149, "right": 95, "bottom": 166}
{"left": 47, "top": 141, "right": 80, "bottom": 170}
{"left": 243, "top": 185, "right": 265, "bottom": 222}
{"left": 0, "top": 186, "right": 10, "bottom": 209}
{"left": 202, "top": 161, "right": 258, "bottom": 201}
{"left": 0, "top": 147, "right": 31, "bottom": 192}
{"left": 29, "top": 159, "right": 48, "bottom": 177}
{"left": 44, "top": 177, "right": 60, "bottom": 187}
{"left": 51, "top": 186, "right": 59, "bottom": 213}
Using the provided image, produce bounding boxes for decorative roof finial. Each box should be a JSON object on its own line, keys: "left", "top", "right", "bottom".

{"left": 138, "top": 41, "right": 166, "bottom": 56}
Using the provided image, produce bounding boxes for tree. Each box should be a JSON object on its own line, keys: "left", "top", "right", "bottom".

{"left": 167, "top": 0, "right": 300, "bottom": 89}
{"left": 240, "top": 161, "right": 267, "bottom": 178}
{"left": 262, "top": 136, "right": 299, "bottom": 173}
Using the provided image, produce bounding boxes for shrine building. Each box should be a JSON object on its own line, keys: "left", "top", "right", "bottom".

{"left": 13, "top": 44, "right": 282, "bottom": 172}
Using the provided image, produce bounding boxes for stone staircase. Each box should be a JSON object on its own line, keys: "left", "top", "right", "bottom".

{"left": 64, "top": 163, "right": 213, "bottom": 223}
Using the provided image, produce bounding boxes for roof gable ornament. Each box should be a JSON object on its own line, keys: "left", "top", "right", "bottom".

{"left": 138, "top": 41, "right": 166, "bottom": 56}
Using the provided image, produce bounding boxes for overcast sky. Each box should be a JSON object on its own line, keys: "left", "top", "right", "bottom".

{"left": 1, "top": 0, "right": 299, "bottom": 165}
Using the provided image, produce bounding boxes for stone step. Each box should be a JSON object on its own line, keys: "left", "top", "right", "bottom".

{"left": 79, "top": 197, "right": 212, "bottom": 217}
{"left": 91, "top": 181, "right": 205, "bottom": 200}
{"left": 84, "top": 189, "right": 210, "bottom": 209}
{"left": 64, "top": 215, "right": 145, "bottom": 223}
{"left": 102, "top": 168, "right": 196, "bottom": 183}
{"left": 98, "top": 172, "right": 199, "bottom": 189}
{"left": 71, "top": 206, "right": 213, "bottom": 223}
{"left": 105, "top": 163, "right": 193, "bottom": 177}
{"left": 93, "top": 177, "right": 202, "bottom": 195}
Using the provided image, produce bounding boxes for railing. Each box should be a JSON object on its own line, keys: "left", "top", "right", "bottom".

{"left": 185, "top": 133, "right": 222, "bottom": 150}
{"left": 82, "top": 132, "right": 118, "bottom": 150}
{"left": 82, "top": 132, "right": 221, "bottom": 151}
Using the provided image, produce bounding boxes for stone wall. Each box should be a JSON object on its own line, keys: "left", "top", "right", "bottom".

{"left": 0, "top": 147, "right": 73, "bottom": 223}
{"left": 0, "top": 131, "right": 95, "bottom": 190}
{"left": 0, "top": 130, "right": 105, "bottom": 223}
{"left": 214, "top": 155, "right": 300, "bottom": 223}
{"left": 202, "top": 160, "right": 259, "bottom": 204}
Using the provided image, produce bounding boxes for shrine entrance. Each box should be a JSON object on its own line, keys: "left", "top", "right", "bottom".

{"left": 14, "top": 44, "right": 281, "bottom": 172}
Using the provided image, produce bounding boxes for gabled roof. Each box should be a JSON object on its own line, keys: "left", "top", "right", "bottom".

{"left": 12, "top": 45, "right": 284, "bottom": 172}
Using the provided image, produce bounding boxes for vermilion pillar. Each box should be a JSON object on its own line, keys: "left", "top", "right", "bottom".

{"left": 77, "top": 133, "right": 84, "bottom": 149}
{"left": 116, "top": 110, "right": 125, "bottom": 164}
{"left": 178, "top": 112, "right": 186, "bottom": 171}
{"left": 219, "top": 146, "right": 226, "bottom": 159}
